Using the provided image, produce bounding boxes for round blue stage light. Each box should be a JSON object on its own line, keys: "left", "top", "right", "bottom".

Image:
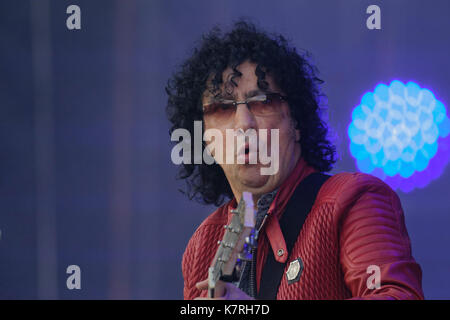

{"left": 348, "top": 80, "right": 449, "bottom": 182}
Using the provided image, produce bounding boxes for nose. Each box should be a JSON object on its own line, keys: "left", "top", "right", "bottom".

{"left": 233, "top": 103, "right": 257, "bottom": 132}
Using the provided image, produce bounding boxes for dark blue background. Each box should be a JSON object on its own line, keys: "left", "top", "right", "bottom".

{"left": 1, "top": 0, "right": 449, "bottom": 299}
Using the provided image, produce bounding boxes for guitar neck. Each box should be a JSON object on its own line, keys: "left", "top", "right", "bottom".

{"left": 207, "top": 192, "right": 255, "bottom": 298}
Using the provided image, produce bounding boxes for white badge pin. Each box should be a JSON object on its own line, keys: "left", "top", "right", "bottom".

{"left": 286, "top": 257, "right": 304, "bottom": 285}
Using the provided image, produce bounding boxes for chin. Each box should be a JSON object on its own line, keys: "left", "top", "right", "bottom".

{"left": 236, "top": 164, "right": 270, "bottom": 188}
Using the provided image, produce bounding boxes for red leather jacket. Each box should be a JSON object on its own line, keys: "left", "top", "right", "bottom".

{"left": 182, "top": 157, "right": 424, "bottom": 299}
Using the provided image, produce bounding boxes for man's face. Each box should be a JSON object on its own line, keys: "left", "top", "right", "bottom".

{"left": 202, "top": 60, "right": 301, "bottom": 200}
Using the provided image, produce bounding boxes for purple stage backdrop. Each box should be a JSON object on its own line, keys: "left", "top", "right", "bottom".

{"left": 1, "top": 0, "right": 449, "bottom": 299}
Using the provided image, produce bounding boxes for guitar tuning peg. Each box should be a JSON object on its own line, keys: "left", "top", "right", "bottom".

{"left": 244, "top": 235, "right": 257, "bottom": 248}
{"left": 221, "top": 242, "right": 234, "bottom": 249}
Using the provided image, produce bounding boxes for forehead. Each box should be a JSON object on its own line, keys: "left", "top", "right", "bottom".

{"left": 202, "top": 61, "right": 281, "bottom": 102}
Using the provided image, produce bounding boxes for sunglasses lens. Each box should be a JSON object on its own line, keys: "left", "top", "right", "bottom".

{"left": 203, "top": 94, "right": 285, "bottom": 120}
{"left": 248, "top": 94, "right": 283, "bottom": 115}
{"left": 204, "top": 102, "right": 235, "bottom": 121}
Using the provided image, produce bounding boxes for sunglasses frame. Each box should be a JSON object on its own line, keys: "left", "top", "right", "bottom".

{"left": 202, "top": 92, "right": 288, "bottom": 115}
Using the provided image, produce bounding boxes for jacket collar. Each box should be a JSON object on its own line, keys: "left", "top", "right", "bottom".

{"left": 268, "top": 156, "right": 318, "bottom": 220}
{"left": 226, "top": 157, "right": 317, "bottom": 223}
{"left": 224, "top": 156, "right": 318, "bottom": 263}
{"left": 264, "top": 156, "right": 318, "bottom": 263}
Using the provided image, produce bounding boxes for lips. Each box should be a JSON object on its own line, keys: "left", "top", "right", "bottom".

{"left": 237, "top": 142, "right": 250, "bottom": 157}
{"left": 237, "top": 142, "right": 258, "bottom": 164}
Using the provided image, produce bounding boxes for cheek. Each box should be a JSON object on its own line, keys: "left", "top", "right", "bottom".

{"left": 278, "top": 106, "right": 298, "bottom": 142}
{"left": 276, "top": 125, "right": 294, "bottom": 152}
{"left": 262, "top": 117, "right": 296, "bottom": 147}
{"left": 203, "top": 118, "right": 216, "bottom": 132}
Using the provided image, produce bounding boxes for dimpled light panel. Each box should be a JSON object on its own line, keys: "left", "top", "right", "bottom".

{"left": 348, "top": 80, "right": 450, "bottom": 192}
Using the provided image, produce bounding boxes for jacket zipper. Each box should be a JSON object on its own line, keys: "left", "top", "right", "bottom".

{"left": 249, "top": 212, "right": 270, "bottom": 298}
{"left": 249, "top": 247, "right": 256, "bottom": 298}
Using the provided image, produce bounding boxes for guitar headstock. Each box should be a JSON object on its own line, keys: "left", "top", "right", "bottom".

{"left": 208, "top": 191, "right": 256, "bottom": 298}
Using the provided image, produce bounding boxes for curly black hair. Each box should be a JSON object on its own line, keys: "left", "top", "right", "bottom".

{"left": 166, "top": 19, "right": 337, "bottom": 206}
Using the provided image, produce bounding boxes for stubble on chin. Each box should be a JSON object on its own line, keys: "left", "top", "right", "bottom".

{"left": 233, "top": 163, "right": 272, "bottom": 190}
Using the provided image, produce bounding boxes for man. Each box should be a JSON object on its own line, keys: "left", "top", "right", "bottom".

{"left": 166, "top": 20, "right": 424, "bottom": 299}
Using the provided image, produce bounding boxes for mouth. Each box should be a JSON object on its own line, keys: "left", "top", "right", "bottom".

{"left": 237, "top": 142, "right": 257, "bottom": 164}
{"left": 244, "top": 144, "right": 250, "bottom": 155}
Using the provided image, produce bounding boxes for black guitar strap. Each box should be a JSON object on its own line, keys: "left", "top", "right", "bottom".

{"left": 256, "top": 172, "right": 331, "bottom": 300}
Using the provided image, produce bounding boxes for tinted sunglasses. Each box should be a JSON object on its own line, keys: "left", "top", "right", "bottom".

{"left": 202, "top": 92, "right": 287, "bottom": 121}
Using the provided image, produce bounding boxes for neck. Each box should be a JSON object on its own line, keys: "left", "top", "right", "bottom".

{"left": 232, "top": 151, "right": 302, "bottom": 206}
